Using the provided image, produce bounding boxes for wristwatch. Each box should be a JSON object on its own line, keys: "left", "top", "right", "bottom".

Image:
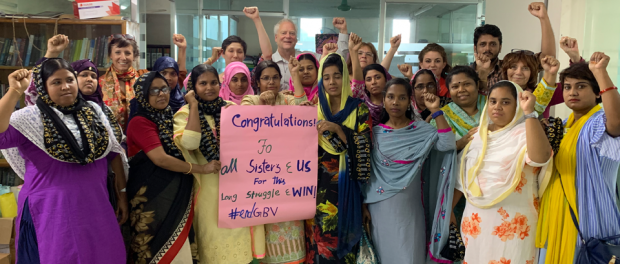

{"left": 524, "top": 111, "right": 538, "bottom": 120}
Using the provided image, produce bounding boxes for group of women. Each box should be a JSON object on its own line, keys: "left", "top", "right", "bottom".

{"left": 0, "top": 4, "right": 619, "bottom": 264}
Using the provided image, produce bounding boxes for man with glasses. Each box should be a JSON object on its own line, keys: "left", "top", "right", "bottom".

{"left": 269, "top": 17, "right": 350, "bottom": 91}
{"left": 472, "top": 2, "right": 556, "bottom": 94}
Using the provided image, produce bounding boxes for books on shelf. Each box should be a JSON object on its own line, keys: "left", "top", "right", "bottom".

{"left": 146, "top": 46, "right": 171, "bottom": 70}
{"left": 0, "top": 35, "right": 113, "bottom": 67}
{"left": 0, "top": 168, "right": 23, "bottom": 187}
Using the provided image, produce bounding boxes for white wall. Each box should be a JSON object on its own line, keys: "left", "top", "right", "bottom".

{"left": 146, "top": 14, "right": 172, "bottom": 45}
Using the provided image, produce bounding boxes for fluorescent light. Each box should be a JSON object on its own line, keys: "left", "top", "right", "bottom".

{"left": 413, "top": 4, "right": 435, "bottom": 17}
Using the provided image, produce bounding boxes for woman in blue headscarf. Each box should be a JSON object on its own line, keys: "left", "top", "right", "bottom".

{"left": 152, "top": 56, "right": 187, "bottom": 112}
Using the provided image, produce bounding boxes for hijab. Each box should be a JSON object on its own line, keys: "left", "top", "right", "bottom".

{"left": 132, "top": 71, "right": 183, "bottom": 159}
{"left": 35, "top": 58, "right": 110, "bottom": 164}
{"left": 411, "top": 69, "right": 438, "bottom": 120}
{"left": 219, "top": 61, "right": 253, "bottom": 105}
{"left": 185, "top": 73, "right": 228, "bottom": 161}
{"left": 152, "top": 56, "right": 185, "bottom": 112}
{"left": 288, "top": 53, "right": 319, "bottom": 101}
{"left": 71, "top": 59, "right": 123, "bottom": 143}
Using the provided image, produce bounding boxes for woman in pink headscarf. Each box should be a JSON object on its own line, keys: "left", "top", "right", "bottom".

{"left": 218, "top": 61, "right": 254, "bottom": 105}
{"left": 288, "top": 53, "right": 319, "bottom": 103}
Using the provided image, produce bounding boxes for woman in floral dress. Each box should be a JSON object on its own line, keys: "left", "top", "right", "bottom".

{"left": 453, "top": 81, "right": 553, "bottom": 264}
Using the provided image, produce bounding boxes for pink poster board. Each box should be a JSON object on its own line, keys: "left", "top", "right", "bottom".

{"left": 218, "top": 105, "right": 318, "bottom": 228}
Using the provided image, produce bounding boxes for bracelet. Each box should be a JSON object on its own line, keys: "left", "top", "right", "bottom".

{"left": 600, "top": 86, "right": 618, "bottom": 95}
{"left": 431, "top": 110, "right": 444, "bottom": 119}
{"left": 9, "top": 87, "right": 22, "bottom": 95}
{"left": 185, "top": 162, "right": 193, "bottom": 174}
{"left": 119, "top": 188, "right": 126, "bottom": 193}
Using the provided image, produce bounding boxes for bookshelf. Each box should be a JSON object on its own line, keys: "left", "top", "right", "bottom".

{"left": 0, "top": 17, "right": 140, "bottom": 86}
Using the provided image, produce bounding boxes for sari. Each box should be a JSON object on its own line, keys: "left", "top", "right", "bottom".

{"left": 364, "top": 120, "right": 458, "bottom": 263}
{"left": 305, "top": 53, "right": 371, "bottom": 263}
{"left": 458, "top": 81, "right": 553, "bottom": 263}
{"left": 288, "top": 53, "right": 320, "bottom": 102}
{"left": 220, "top": 61, "right": 254, "bottom": 105}
{"left": 126, "top": 72, "right": 195, "bottom": 264}
{"left": 537, "top": 105, "right": 620, "bottom": 264}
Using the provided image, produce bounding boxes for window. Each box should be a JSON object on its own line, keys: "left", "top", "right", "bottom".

{"left": 300, "top": 18, "right": 323, "bottom": 42}
{"left": 392, "top": 19, "right": 411, "bottom": 43}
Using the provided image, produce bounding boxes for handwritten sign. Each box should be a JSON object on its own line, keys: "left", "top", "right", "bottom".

{"left": 218, "top": 105, "right": 318, "bottom": 228}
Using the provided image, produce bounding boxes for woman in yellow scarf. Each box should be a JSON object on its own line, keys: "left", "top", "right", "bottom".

{"left": 537, "top": 52, "right": 620, "bottom": 264}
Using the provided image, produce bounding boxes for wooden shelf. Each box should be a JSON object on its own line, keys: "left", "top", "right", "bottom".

{"left": 0, "top": 18, "right": 126, "bottom": 26}
{"left": 0, "top": 159, "right": 9, "bottom": 168}
{"left": 0, "top": 66, "right": 108, "bottom": 71}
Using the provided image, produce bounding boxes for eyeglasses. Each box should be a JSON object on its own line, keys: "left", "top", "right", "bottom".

{"left": 112, "top": 34, "right": 135, "bottom": 41}
{"left": 414, "top": 83, "right": 437, "bottom": 91}
{"left": 260, "top": 76, "right": 281, "bottom": 82}
{"left": 510, "top": 49, "right": 535, "bottom": 56}
{"left": 358, "top": 51, "right": 374, "bottom": 58}
{"left": 149, "top": 87, "right": 171, "bottom": 96}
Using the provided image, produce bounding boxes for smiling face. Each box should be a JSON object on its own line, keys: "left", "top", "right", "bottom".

{"left": 159, "top": 68, "right": 178, "bottom": 89}
{"left": 563, "top": 77, "right": 600, "bottom": 113}
{"left": 77, "top": 70, "right": 98, "bottom": 96}
{"left": 474, "top": 34, "right": 502, "bottom": 61}
{"left": 110, "top": 44, "right": 135, "bottom": 72}
{"left": 364, "top": 69, "right": 386, "bottom": 97}
{"left": 384, "top": 83, "right": 410, "bottom": 120}
{"left": 275, "top": 21, "right": 298, "bottom": 51}
{"left": 299, "top": 59, "right": 318, "bottom": 87}
{"left": 412, "top": 72, "right": 437, "bottom": 109}
{"left": 357, "top": 45, "right": 375, "bottom": 69}
{"left": 148, "top": 78, "right": 170, "bottom": 110}
{"left": 506, "top": 61, "right": 531, "bottom": 88}
{"left": 420, "top": 51, "right": 446, "bottom": 79}
{"left": 223, "top": 42, "right": 245, "bottom": 65}
{"left": 257, "top": 67, "right": 281, "bottom": 93}
{"left": 322, "top": 65, "right": 343, "bottom": 97}
{"left": 449, "top": 73, "right": 479, "bottom": 108}
{"left": 46, "top": 69, "right": 79, "bottom": 107}
{"left": 195, "top": 71, "right": 220, "bottom": 101}
{"left": 487, "top": 85, "right": 517, "bottom": 129}
{"left": 229, "top": 72, "right": 249, "bottom": 95}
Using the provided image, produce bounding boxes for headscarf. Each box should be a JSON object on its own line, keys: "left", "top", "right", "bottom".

{"left": 34, "top": 58, "right": 110, "bottom": 164}
{"left": 132, "top": 71, "right": 183, "bottom": 159}
{"left": 185, "top": 73, "right": 228, "bottom": 161}
{"left": 152, "top": 56, "right": 185, "bottom": 112}
{"left": 71, "top": 59, "right": 123, "bottom": 143}
{"left": 459, "top": 81, "right": 552, "bottom": 208}
{"left": 100, "top": 62, "right": 139, "bottom": 129}
{"left": 219, "top": 61, "right": 253, "bottom": 105}
{"left": 317, "top": 53, "right": 364, "bottom": 258}
{"left": 288, "top": 53, "right": 319, "bottom": 101}
{"left": 410, "top": 69, "right": 438, "bottom": 121}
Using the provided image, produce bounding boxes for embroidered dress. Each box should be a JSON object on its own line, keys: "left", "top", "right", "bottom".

{"left": 457, "top": 81, "right": 553, "bottom": 264}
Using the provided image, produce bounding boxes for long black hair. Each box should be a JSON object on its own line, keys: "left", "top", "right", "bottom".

{"left": 190, "top": 64, "right": 220, "bottom": 90}
{"left": 298, "top": 53, "right": 318, "bottom": 69}
{"left": 322, "top": 53, "right": 344, "bottom": 74}
{"left": 380, "top": 78, "right": 414, "bottom": 124}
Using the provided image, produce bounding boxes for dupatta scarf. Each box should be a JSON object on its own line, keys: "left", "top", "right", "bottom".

{"left": 459, "top": 81, "right": 553, "bottom": 208}
{"left": 152, "top": 56, "right": 186, "bottom": 112}
{"left": 101, "top": 63, "right": 139, "bottom": 130}
{"left": 317, "top": 53, "right": 366, "bottom": 259}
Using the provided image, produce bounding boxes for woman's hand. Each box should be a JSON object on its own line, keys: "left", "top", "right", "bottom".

{"left": 289, "top": 56, "right": 300, "bottom": 77}
{"left": 560, "top": 36, "right": 581, "bottom": 63}
{"left": 317, "top": 120, "right": 342, "bottom": 135}
{"left": 390, "top": 34, "right": 401, "bottom": 50}
{"left": 398, "top": 64, "right": 413, "bottom": 80}
{"left": 423, "top": 92, "right": 441, "bottom": 112}
{"left": 348, "top": 33, "right": 363, "bottom": 53}
{"left": 259, "top": 91, "right": 277, "bottom": 106}
{"left": 202, "top": 160, "right": 222, "bottom": 174}
{"left": 205, "top": 47, "right": 223, "bottom": 65}
{"left": 322, "top": 43, "right": 338, "bottom": 57}
{"left": 116, "top": 192, "right": 129, "bottom": 225}
{"left": 475, "top": 52, "right": 492, "bottom": 78}
{"left": 8, "top": 69, "right": 32, "bottom": 94}
{"left": 184, "top": 90, "right": 198, "bottom": 105}
{"left": 243, "top": 6, "right": 260, "bottom": 21}
{"left": 528, "top": 2, "right": 548, "bottom": 20}
{"left": 332, "top": 17, "right": 348, "bottom": 34}
{"left": 519, "top": 91, "right": 537, "bottom": 115}
{"left": 456, "top": 127, "right": 478, "bottom": 150}
{"left": 299, "top": 101, "right": 315, "bottom": 107}
{"left": 46, "top": 34, "right": 70, "bottom": 57}
{"left": 541, "top": 55, "right": 560, "bottom": 76}
{"left": 589, "top": 52, "right": 610, "bottom": 74}
{"left": 173, "top": 34, "right": 187, "bottom": 49}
